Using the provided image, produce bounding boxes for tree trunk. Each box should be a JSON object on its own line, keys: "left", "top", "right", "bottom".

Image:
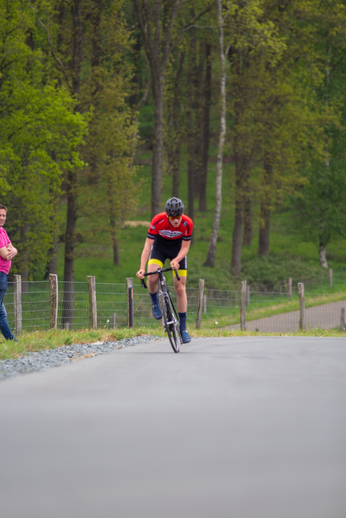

{"left": 231, "top": 91, "right": 245, "bottom": 276}
{"left": 167, "top": 50, "right": 184, "bottom": 198}
{"left": 199, "top": 43, "right": 212, "bottom": 212}
{"left": 204, "top": 0, "right": 227, "bottom": 267}
{"left": 44, "top": 231, "right": 58, "bottom": 279}
{"left": 62, "top": 168, "right": 77, "bottom": 327}
{"left": 151, "top": 74, "right": 164, "bottom": 217}
{"left": 319, "top": 243, "right": 328, "bottom": 268}
{"left": 258, "top": 158, "right": 273, "bottom": 257}
{"left": 20, "top": 223, "right": 30, "bottom": 294}
{"left": 62, "top": 0, "right": 83, "bottom": 328}
{"left": 243, "top": 190, "right": 252, "bottom": 246}
{"left": 44, "top": 154, "right": 60, "bottom": 279}
{"left": 107, "top": 178, "right": 120, "bottom": 266}
{"left": 230, "top": 163, "right": 244, "bottom": 275}
{"left": 87, "top": 0, "right": 103, "bottom": 185}
{"left": 193, "top": 38, "right": 204, "bottom": 198}
{"left": 134, "top": 0, "right": 182, "bottom": 218}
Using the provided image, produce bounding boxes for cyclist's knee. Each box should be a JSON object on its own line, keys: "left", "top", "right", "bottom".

{"left": 175, "top": 284, "right": 186, "bottom": 297}
{"left": 148, "top": 274, "right": 159, "bottom": 286}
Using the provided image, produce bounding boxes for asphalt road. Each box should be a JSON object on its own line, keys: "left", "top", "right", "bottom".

{"left": 1, "top": 337, "right": 346, "bottom": 518}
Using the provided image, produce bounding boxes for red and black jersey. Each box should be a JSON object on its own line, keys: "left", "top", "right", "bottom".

{"left": 147, "top": 212, "right": 193, "bottom": 242}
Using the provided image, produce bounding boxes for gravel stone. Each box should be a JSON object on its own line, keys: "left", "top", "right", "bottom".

{"left": 0, "top": 335, "right": 165, "bottom": 381}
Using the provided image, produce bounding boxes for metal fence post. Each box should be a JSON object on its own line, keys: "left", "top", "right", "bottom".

{"left": 112, "top": 313, "right": 116, "bottom": 328}
{"left": 298, "top": 282, "right": 305, "bottom": 330}
{"left": 288, "top": 277, "right": 292, "bottom": 298}
{"left": 240, "top": 281, "right": 247, "bottom": 330}
{"left": 87, "top": 276, "right": 97, "bottom": 329}
{"left": 329, "top": 268, "right": 333, "bottom": 289}
{"left": 203, "top": 295, "right": 207, "bottom": 314}
{"left": 246, "top": 285, "right": 250, "bottom": 306}
{"left": 49, "top": 273, "right": 58, "bottom": 329}
{"left": 126, "top": 278, "right": 134, "bottom": 328}
{"left": 13, "top": 275, "right": 22, "bottom": 335}
{"left": 196, "top": 278, "right": 205, "bottom": 329}
{"left": 341, "top": 308, "right": 345, "bottom": 332}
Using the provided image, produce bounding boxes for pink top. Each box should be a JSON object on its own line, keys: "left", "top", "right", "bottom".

{"left": 0, "top": 227, "right": 12, "bottom": 274}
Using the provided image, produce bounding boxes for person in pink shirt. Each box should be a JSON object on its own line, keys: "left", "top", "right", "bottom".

{"left": 0, "top": 204, "right": 18, "bottom": 341}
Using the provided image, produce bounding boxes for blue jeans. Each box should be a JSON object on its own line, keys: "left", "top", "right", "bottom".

{"left": 0, "top": 271, "right": 16, "bottom": 340}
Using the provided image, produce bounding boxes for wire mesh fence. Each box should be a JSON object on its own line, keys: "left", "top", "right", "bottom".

{"left": 2, "top": 277, "right": 346, "bottom": 334}
{"left": 231, "top": 291, "right": 346, "bottom": 332}
{"left": 6, "top": 281, "right": 51, "bottom": 332}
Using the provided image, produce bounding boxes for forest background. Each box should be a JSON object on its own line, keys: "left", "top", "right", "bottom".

{"left": 1, "top": 0, "right": 346, "bottom": 324}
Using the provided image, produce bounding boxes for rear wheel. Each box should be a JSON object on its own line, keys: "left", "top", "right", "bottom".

{"left": 162, "top": 294, "right": 180, "bottom": 353}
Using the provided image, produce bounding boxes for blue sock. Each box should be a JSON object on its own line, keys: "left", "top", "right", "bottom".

{"left": 150, "top": 291, "right": 159, "bottom": 305}
{"left": 179, "top": 312, "right": 187, "bottom": 331}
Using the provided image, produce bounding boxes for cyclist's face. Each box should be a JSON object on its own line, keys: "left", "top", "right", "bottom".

{"left": 168, "top": 215, "right": 182, "bottom": 227}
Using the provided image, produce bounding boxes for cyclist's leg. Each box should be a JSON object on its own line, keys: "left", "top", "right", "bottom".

{"left": 173, "top": 257, "right": 191, "bottom": 343}
{"left": 173, "top": 273, "right": 187, "bottom": 312}
{"left": 147, "top": 246, "right": 165, "bottom": 293}
{"left": 172, "top": 255, "right": 187, "bottom": 311}
{"left": 147, "top": 247, "right": 166, "bottom": 319}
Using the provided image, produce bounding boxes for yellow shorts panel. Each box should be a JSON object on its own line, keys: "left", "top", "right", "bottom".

{"left": 148, "top": 258, "right": 164, "bottom": 268}
{"left": 173, "top": 269, "right": 187, "bottom": 277}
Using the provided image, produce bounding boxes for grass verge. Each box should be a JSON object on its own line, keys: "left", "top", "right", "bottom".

{"left": 0, "top": 326, "right": 344, "bottom": 361}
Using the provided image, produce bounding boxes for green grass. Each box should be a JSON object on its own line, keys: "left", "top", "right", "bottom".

{"left": 0, "top": 326, "right": 344, "bottom": 361}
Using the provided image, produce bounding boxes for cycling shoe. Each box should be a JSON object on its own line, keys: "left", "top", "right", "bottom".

{"left": 181, "top": 330, "right": 191, "bottom": 343}
{"left": 152, "top": 303, "right": 162, "bottom": 320}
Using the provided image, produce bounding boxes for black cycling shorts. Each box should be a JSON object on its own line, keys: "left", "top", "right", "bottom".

{"left": 148, "top": 237, "right": 187, "bottom": 277}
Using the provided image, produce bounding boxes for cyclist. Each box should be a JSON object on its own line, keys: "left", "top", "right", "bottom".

{"left": 136, "top": 197, "right": 193, "bottom": 344}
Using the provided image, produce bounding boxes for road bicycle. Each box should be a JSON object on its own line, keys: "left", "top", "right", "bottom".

{"left": 141, "top": 267, "right": 182, "bottom": 353}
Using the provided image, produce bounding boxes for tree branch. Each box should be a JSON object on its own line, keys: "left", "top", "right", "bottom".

{"left": 27, "top": 0, "right": 73, "bottom": 91}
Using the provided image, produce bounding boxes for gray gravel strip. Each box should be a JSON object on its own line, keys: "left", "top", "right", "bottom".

{"left": 0, "top": 335, "right": 165, "bottom": 381}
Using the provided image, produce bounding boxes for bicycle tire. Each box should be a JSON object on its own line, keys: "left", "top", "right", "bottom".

{"left": 162, "top": 294, "right": 180, "bottom": 353}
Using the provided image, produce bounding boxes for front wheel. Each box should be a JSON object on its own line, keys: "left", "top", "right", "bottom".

{"left": 162, "top": 294, "right": 180, "bottom": 353}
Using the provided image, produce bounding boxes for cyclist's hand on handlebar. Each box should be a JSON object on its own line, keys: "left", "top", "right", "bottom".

{"left": 136, "top": 269, "right": 145, "bottom": 279}
{"left": 170, "top": 260, "right": 179, "bottom": 271}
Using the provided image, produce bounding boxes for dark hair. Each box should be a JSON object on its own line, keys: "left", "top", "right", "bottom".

{"left": 0, "top": 204, "right": 7, "bottom": 213}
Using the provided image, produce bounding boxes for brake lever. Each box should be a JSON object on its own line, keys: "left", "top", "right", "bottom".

{"left": 175, "top": 270, "right": 180, "bottom": 281}
{"left": 141, "top": 278, "right": 147, "bottom": 289}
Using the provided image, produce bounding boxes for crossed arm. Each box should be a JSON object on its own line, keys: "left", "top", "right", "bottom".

{"left": 0, "top": 243, "right": 18, "bottom": 261}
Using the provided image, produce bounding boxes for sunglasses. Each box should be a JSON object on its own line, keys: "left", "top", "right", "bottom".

{"left": 169, "top": 215, "right": 182, "bottom": 221}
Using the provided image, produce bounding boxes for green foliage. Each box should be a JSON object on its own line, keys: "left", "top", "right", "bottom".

{"left": 241, "top": 255, "right": 325, "bottom": 290}
{"left": 0, "top": 0, "right": 87, "bottom": 278}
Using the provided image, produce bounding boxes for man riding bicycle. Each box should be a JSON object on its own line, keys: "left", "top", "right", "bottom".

{"left": 136, "top": 197, "right": 193, "bottom": 344}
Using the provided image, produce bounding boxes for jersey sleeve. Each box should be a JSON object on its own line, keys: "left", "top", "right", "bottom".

{"left": 147, "top": 215, "right": 159, "bottom": 240}
{"left": 182, "top": 216, "right": 193, "bottom": 241}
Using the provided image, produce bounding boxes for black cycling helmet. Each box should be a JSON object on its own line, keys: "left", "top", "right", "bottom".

{"left": 165, "top": 197, "right": 184, "bottom": 217}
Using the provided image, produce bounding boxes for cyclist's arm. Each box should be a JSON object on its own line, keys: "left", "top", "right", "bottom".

{"left": 139, "top": 237, "right": 154, "bottom": 271}
{"left": 171, "top": 240, "right": 190, "bottom": 268}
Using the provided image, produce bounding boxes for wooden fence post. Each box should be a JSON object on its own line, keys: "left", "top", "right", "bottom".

{"left": 288, "top": 277, "right": 292, "bottom": 298}
{"left": 329, "top": 268, "right": 333, "bottom": 289}
{"left": 196, "top": 279, "right": 205, "bottom": 329}
{"left": 13, "top": 275, "right": 22, "bottom": 335}
{"left": 87, "top": 276, "right": 97, "bottom": 329}
{"left": 341, "top": 308, "right": 345, "bottom": 332}
{"left": 298, "top": 282, "right": 305, "bottom": 330}
{"left": 49, "top": 274, "right": 58, "bottom": 330}
{"left": 126, "top": 278, "right": 134, "bottom": 328}
{"left": 240, "top": 281, "right": 247, "bottom": 330}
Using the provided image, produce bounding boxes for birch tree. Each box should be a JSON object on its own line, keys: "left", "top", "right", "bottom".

{"left": 203, "top": 0, "right": 228, "bottom": 267}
